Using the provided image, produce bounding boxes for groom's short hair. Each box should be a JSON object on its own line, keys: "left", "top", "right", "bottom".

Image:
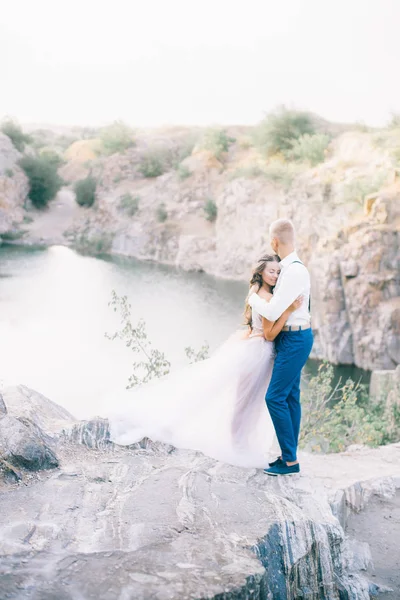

{"left": 270, "top": 219, "right": 295, "bottom": 244}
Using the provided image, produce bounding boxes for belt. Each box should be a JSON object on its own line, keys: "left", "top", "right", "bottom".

{"left": 282, "top": 324, "right": 311, "bottom": 332}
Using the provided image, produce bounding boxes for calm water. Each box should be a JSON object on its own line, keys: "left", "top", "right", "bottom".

{"left": 0, "top": 246, "right": 369, "bottom": 418}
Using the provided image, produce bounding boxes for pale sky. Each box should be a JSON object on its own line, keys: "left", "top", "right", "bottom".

{"left": 1, "top": 0, "right": 400, "bottom": 128}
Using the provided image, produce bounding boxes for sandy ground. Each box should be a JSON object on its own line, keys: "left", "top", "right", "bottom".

{"left": 346, "top": 491, "right": 400, "bottom": 598}
{"left": 23, "top": 187, "right": 79, "bottom": 245}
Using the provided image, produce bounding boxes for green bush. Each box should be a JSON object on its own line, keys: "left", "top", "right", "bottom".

{"left": 19, "top": 154, "right": 63, "bottom": 209}
{"left": 75, "top": 233, "right": 112, "bottom": 255}
{"left": 99, "top": 121, "right": 135, "bottom": 155}
{"left": 300, "top": 363, "right": 396, "bottom": 452}
{"left": 176, "top": 163, "right": 191, "bottom": 180}
{"left": 341, "top": 173, "right": 387, "bottom": 205}
{"left": 288, "top": 133, "right": 330, "bottom": 166}
{"left": 199, "top": 128, "right": 235, "bottom": 160}
{"left": 39, "top": 149, "right": 64, "bottom": 168}
{"left": 254, "top": 107, "right": 315, "bottom": 157}
{"left": 1, "top": 119, "right": 31, "bottom": 152}
{"left": 74, "top": 176, "right": 97, "bottom": 207}
{"left": 204, "top": 198, "right": 217, "bottom": 222}
{"left": 119, "top": 193, "right": 139, "bottom": 216}
{"left": 5, "top": 168, "right": 14, "bottom": 177}
{"left": 139, "top": 152, "right": 166, "bottom": 178}
{"left": 156, "top": 203, "right": 168, "bottom": 222}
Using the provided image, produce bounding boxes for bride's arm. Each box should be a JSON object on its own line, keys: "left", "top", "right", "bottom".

{"left": 262, "top": 296, "right": 304, "bottom": 341}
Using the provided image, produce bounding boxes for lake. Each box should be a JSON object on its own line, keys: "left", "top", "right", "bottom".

{"left": 0, "top": 245, "right": 369, "bottom": 418}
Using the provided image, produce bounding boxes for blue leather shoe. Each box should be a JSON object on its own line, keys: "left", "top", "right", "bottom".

{"left": 264, "top": 463, "right": 300, "bottom": 476}
{"left": 268, "top": 456, "right": 284, "bottom": 467}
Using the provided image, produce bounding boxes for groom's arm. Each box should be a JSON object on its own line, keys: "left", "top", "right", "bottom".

{"left": 248, "top": 266, "right": 306, "bottom": 321}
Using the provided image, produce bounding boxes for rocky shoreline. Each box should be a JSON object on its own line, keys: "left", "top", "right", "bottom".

{"left": 1, "top": 385, "right": 399, "bottom": 599}
{"left": 0, "top": 128, "right": 399, "bottom": 372}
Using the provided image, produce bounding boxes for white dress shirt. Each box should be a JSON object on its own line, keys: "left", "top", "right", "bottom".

{"left": 248, "top": 251, "right": 311, "bottom": 327}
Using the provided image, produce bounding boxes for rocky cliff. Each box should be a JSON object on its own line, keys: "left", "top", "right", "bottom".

{"left": 0, "top": 133, "right": 28, "bottom": 235}
{"left": 0, "top": 385, "right": 399, "bottom": 599}
{"left": 63, "top": 130, "right": 399, "bottom": 371}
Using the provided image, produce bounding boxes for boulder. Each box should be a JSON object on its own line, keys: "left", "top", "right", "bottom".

{"left": 0, "top": 415, "right": 58, "bottom": 471}
{"left": 1, "top": 385, "right": 77, "bottom": 436}
{"left": 0, "top": 393, "right": 7, "bottom": 417}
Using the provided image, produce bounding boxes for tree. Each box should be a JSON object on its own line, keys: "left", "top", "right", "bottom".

{"left": 1, "top": 119, "right": 31, "bottom": 152}
{"left": 19, "top": 155, "right": 63, "bottom": 209}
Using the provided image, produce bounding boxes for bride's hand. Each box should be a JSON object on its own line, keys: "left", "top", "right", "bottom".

{"left": 289, "top": 295, "right": 303, "bottom": 312}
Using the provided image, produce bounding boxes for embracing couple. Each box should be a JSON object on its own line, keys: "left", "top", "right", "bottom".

{"left": 107, "top": 218, "right": 313, "bottom": 475}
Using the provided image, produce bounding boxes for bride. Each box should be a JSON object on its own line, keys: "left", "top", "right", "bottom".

{"left": 107, "top": 254, "right": 302, "bottom": 468}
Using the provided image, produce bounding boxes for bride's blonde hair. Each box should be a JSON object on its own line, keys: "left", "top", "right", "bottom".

{"left": 244, "top": 254, "right": 280, "bottom": 330}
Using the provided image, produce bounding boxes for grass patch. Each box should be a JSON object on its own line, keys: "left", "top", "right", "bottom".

{"left": 119, "top": 193, "right": 139, "bottom": 216}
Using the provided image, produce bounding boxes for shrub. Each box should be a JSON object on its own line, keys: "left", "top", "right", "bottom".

{"left": 74, "top": 230, "right": 113, "bottom": 255}
{"left": 139, "top": 152, "right": 165, "bottom": 178}
{"left": 300, "top": 363, "right": 395, "bottom": 452}
{"left": 288, "top": 133, "right": 330, "bottom": 166}
{"left": 74, "top": 176, "right": 97, "bottom": 207}
{"left": 5, "top": 168, "right": 14, "bottom": 177}
{"left": 119, "top": 193, "right": 139, "bottom": 216}
{"left": 204, "top": 198, "right": 217, "bottom": 222}
{"left": 341, "top": 173, "right": 387, "bottom": 205}
{"left": 230, "top": 161, "right": 303, "bottom": 190}
{"left": 199, "top": 128, "right": 235, "bottom": 160}
{"left": 176, "top": 163, "right": 191, "bottom": 180}
{"left": 1, "top": 119, "right": 31, "bottom": 152}
{"left": 99, "top": 120, "right": 135, "bottom": 155}
{"left": 254, "top": 107, "right": 315, "bottom": 157}
{"left": 19, "top": 154, "right": 63, "bottom": 209}
{"left": 39, "top": 149, "right": 64, "bottom": 168}
{"left": 156, "top": 203, "right": 168, "bottom": 222}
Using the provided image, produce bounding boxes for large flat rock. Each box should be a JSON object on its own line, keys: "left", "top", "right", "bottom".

{"left": 1, "top": 439, "right": 400, "bottom": 599}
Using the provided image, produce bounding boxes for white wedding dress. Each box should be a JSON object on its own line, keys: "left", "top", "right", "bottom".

{"left": 107, "top": 308, "right": 279, "bottom": 468}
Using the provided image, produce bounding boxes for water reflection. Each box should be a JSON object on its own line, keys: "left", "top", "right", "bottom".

{"left": 0, "top": 245, "right": 370, "bottom": 418}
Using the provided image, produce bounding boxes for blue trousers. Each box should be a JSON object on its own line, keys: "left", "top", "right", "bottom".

{"left": 266, "top": 328, "right": 313, "bottom": 463}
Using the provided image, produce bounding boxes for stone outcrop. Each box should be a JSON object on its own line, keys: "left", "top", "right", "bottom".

{"left": 0, "top": 132, "right": 29, "bottom": 235}
{"left": 1, "top": 386, "right": 400, "bottom": 598}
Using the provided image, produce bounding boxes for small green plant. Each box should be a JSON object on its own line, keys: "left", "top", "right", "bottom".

{"left": 5, "top": 168, "right": 13, "bottom": 177}
{"left": 185, "top": 343, "right": 210, "bottom": 363}
{"left": 156, "top": 203, "right": 168, "bottom": 222}
{"left": 19, "top": 154, "right": 63, "bottom": 209}
{"left": 300, "top": 363, "right": 393, "bottom": 452}
{"left": 74, "top": 176, "right": 97, "bottom": 207}
{"left": 106, "top": 291, "right": 171, "bottom": 388}
{"left": 341, "top": 173, "right": 387, "bottom": 205}
{"left": 99, "top": 120, "right": 135, "bottom": 155}
{"left": 176, "top": 163, "right": 191, "bottom": 180}
{"left": 119, "top": 193, "right": 139, "bottom": 216}
{"left": 230, "top": 165, "right": 265, "bottom": 179}
{"left": 254, "top": 107, "right": 315, "bottom": 157}
{"left": 288, "top": 133, "right": 330, "bottom": 166}
{"left": 139, "top": 152, "right": 165, "bottom": 178}
{"left": 204, "top": 198, "right": 217, "bottom": 222}
{"left": 74, "top": 231, "right": 112, "bottom": 255}
{"left": 199, "top": 128, "right": 235, "bottom": 160}
{"left": 1, "top": 119, "right": 31, "bottom": 152}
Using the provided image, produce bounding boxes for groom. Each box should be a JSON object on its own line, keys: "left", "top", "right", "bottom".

{"left": 248, "top": 218, "right": 313, "bottom": 475}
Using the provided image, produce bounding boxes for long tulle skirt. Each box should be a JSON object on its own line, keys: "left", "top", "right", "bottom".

{"left": 106, "top": 334, "right": 279, "bottom": 468}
